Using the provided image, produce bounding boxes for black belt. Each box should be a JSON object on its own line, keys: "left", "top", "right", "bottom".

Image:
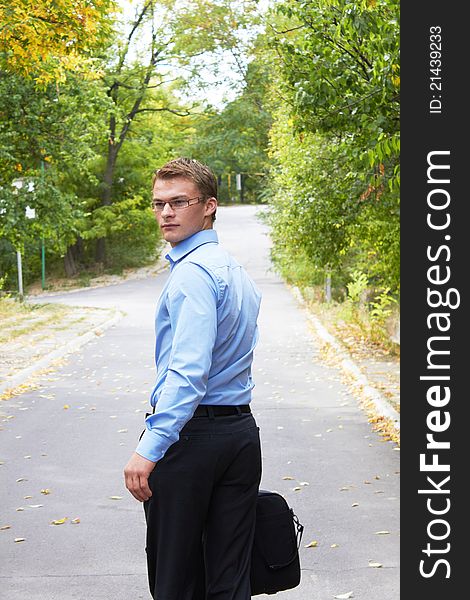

{"left": 193, "top": 404, "right": 251, "bottom": 418}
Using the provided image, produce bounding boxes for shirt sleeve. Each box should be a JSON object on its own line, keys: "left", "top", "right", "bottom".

{"left": 135, "top": 261, "right": 219, "bottom": 462}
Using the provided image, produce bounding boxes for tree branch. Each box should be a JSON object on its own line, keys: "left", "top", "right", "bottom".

{"left": 322, "top": 33, "right": 371, "bottom": 82}
{"left": 116, "top": 0, "right": 153, "bottom": 74}
{"left": 269, "top": 23, "right": 305, "bottom": 35}
{"left": 132, "top": 107, "right": 192, "bottom": 117}
{"left": 318, "top": 88, "right": 383, "bottom": 124}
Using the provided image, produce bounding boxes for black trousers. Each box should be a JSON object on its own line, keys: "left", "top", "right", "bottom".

{"left": 143, "top": 412, "right": 262, "bottom": 600}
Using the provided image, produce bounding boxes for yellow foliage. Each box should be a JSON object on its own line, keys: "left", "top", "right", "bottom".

{"left": 0, "top": 0, "right": 117, "bottom": 84}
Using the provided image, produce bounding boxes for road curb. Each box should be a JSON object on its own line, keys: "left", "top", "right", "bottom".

{"left": 26, "top": 258, "right": 169, "bottom": 300}
{"left": 0, "top": 309, "right": 124, "bottom": 398}
{"left": 290, "top": 286, "right": 400, "bottom": 430}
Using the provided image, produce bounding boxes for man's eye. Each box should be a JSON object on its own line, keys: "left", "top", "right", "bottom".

{"left": 152, "top": 202, "right": 165, "bottom": 210}
{"left": 172, "top": 199, "right": 188, "bottom": 208}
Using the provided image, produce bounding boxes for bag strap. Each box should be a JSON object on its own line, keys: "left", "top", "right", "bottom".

{"left": 292, "top": 511, "right": 304, "bottom": 550}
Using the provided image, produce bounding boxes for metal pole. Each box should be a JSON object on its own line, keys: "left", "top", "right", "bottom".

{"left": 16, "top": 250, "right": 24, "bottom": 300}
{"left": 41, "top": 238, "right": 46, "bottom": 289}
{"left": 40, "top": 160, "right": 46, "bottom": 289}
{"left": 325, "top": 272, "right": 332, "bottom": 303}
{"left": 236, "top": 173, "right": 242, "bottom": 203}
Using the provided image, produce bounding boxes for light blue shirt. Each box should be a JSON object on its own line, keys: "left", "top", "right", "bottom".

{"left": 136, "top": 229, "right": 262, "bottom": 462}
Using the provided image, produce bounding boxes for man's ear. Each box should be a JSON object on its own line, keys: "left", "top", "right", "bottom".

{"left": 205, "top": 197, "right": 217, "bottom": 217}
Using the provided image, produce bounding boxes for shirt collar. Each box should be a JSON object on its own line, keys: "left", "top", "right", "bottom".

{"left": 166, "top": 229, "right": 218, "bottom": 267}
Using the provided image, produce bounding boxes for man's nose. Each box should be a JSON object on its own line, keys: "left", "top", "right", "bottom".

{"left": 161, "top": 202, "right": 174, "bottom": 217}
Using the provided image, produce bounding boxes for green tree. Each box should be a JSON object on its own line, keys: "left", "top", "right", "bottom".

{"left": 1, "top": 0, "right": 262, "bottom": 285}
{"left": 0, "top": 73, "right": 112, "bottom": 284}
{"left": 264, "top": 0, "right": 400, "bottom": 293}
{"left": 93, "top": 0, "right": 260, "bottom": 263}
{"left": 179, "top": 55, "right": 272, "bottom": 203}
{"left": 0, "top": 0, "right": 117, "bottom": 286}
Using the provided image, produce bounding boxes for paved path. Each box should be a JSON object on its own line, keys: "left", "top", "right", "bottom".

{"left": 0, "top": 205, "right": 399, "bottom": 599}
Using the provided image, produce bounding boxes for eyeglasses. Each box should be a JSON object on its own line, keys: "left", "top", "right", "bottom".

{"left": 151, "top": 196, "right": 204, "bottom": 211}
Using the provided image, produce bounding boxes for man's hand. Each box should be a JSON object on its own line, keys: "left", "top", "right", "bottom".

{"left": 124, "top": 452, "right": 156, "bottom": 502}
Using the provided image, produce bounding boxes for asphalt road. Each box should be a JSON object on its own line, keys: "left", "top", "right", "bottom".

{"left": 0, "top": 205, "right": 400, "bottom": 600}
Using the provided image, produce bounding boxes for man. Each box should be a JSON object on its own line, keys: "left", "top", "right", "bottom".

{"left": 124, "top": 157, "right": 262, "bottom": 600}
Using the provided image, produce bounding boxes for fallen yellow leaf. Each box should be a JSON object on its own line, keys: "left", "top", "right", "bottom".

{"left": 305, "top": 540, "right": 318, "bottom": 548}
{"left": 331, "top": 543, "right": 339, "bottom": 548}
{"left": 40, "top": 489, "right": 51, "bottom": 495}
{"left": 1, "top": 525, "right": 11, "bottom": 530}
{"left": 368, "top": 561, "right": 383, "bottom": 568}
{"left": 14, "top": 538, "right": 26, "bottom": 543}
{"left": 109, "top": 496, "right": 123, "bottom": 500}
{"left": 375, "top": 530, "right": 390, "bottom": 535}
{"left": 51, "top": 518, "right": 68, "bottom": 525}
{"left": 71, "top": 518, "right": 81, "bottom": 524}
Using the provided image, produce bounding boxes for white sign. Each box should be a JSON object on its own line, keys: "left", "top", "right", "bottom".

{"left": 25, "top": 206, "right": 36, "bottom": 219}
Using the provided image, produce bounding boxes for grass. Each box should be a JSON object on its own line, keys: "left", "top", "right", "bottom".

{"left": 299, "top": 285, "right": 400, "bottom": 360}
{"left": 0, "top": 297, "right": 72, "bottom": 344}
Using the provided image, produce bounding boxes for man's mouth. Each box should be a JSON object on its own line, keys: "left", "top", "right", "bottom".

{"left": 162, "top": 223, "right": 178, "bottom": 229}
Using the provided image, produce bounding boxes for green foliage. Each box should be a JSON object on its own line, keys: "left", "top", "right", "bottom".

{"left": 109, "top": 92, "right": 189, "bottom": 200}
{"left": 1, "top": 0, "right": 399, "bottom": 305}
{"left": 271, "top": 0, "right": 400, "bottom": 191}
{"left": 2, "top": 0, "right": 266, "bottom": 285}
{"left": 0, "top": 236, "right": 43, "bottom": 290}
{"left": 0, "top": 71, "right": 113, "bottom": 258}
{"left": 264, "top": 0, "right": 400, "bottom": 297}
{"left": 346, "top": 270, "right": 369, "bottom": 303}
{"left": 0, "top": 73, "right": 110, "bottom": 183}
{"left": 106, "top": 222, "right": 161, "bottom": 271}
{"left": 179, "top": 56, "right": 272, "bottom": 202}
{"left": 369, "top": 287, "right": 398, "bottom": 324}
{"left": 81, "top": 196, "right": 155, "bottom": 241}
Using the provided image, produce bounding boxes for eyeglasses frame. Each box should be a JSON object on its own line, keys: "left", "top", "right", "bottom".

{"left": 151, "top": 196, "right": 206, "bottom": 212}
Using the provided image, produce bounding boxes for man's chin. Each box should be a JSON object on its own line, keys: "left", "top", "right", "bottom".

{"left": 162, "top": 230, "right": 183, "bottom": 245}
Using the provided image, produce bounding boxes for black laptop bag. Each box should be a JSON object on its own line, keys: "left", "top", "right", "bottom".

{"left": 250, "top": 489, "right": 304, "bottom": 595}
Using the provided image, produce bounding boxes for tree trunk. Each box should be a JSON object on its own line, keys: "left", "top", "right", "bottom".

{"left": 94, "top": 39, "right": 155, "bottom": 265}
{"left": 64, "top": 247, "right": 78, "bottom": 277}
{"left": 74, "top": 236, "right": 85, "bottom": 265}
{"left": 95, "top": 143, "right": 118, "bottom": 264}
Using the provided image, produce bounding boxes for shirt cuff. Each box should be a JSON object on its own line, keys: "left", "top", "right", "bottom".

{"left": 135, "top": 428, "right": 169, "bottom": 463}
